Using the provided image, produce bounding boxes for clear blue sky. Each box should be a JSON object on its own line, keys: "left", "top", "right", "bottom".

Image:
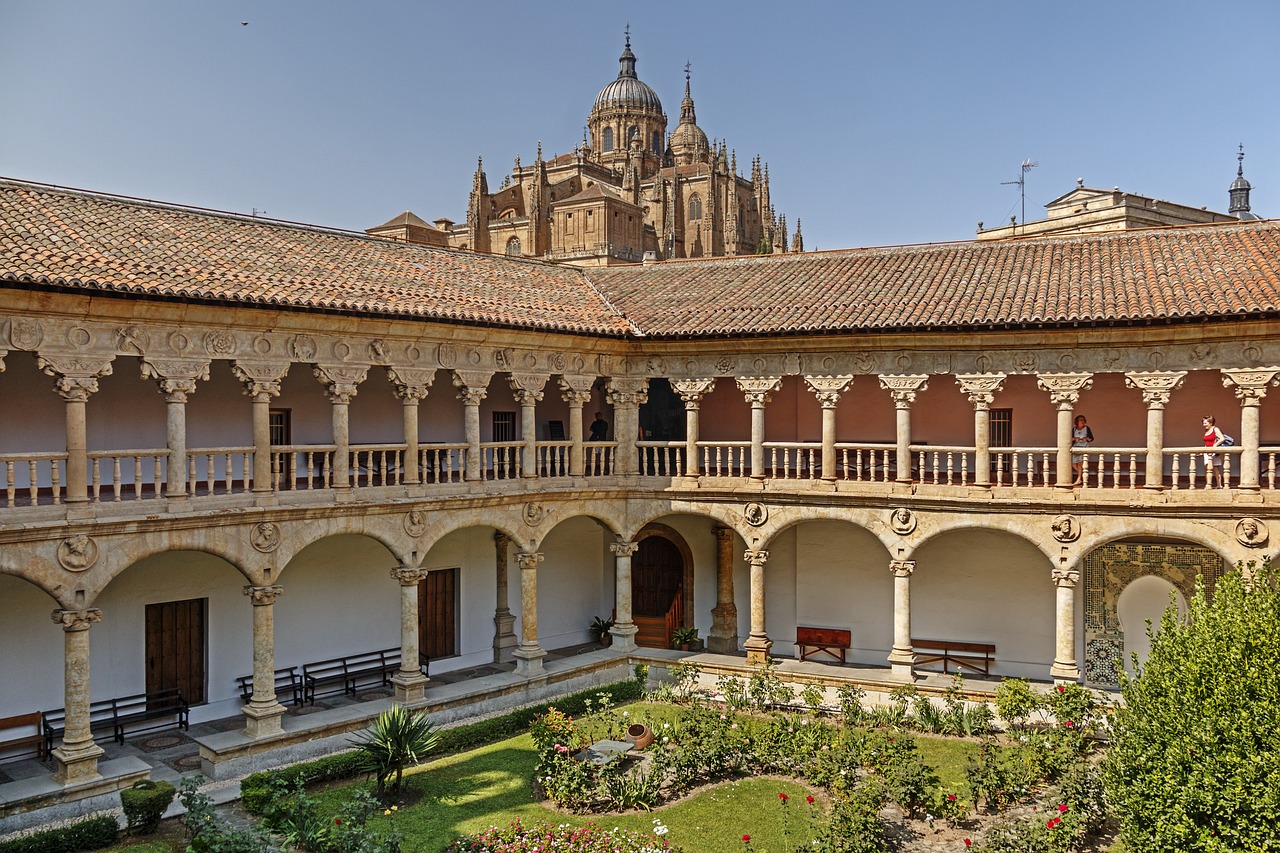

{"left": 2, "top": 1, "right": 1276, "bottom": 251}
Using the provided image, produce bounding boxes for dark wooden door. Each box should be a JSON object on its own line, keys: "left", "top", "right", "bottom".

{"left": 633, "top": 537, "right": 684, "bottom": 648}
{"left": 419, "top": 568, "right": 457, "bottom": 660}
{"left": 145, "top": 598, "right": 206, "bottom": 704}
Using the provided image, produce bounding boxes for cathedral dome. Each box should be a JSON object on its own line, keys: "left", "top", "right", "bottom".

{"left": 668, "top": 74, "right": 710, "bottom": 166}
{"left": 592, "top": 38, "right": 664, "bottom": 115}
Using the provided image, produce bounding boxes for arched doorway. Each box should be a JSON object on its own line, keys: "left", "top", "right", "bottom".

{"left": 1117, "top": 575, "right": 1186, "bottom": 680}
{"left": 632, "top": 531, "right": 689, "bottom": 648}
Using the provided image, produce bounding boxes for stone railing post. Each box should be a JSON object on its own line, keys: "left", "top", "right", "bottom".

{"left": 887, "top": 559, "right": 916, "bottom": 677}
{"left": 557, "top": 376, "right": 595, "bottom": 477}
{"left": 1222, "top": 368, "right": 1280, "bottom": 491}
{"left": 1049, "top": 566, "right": 1081, "bottom": 682}
{"left": 241, "top": 585, "right": 287, "bottom": 737}
{"left": 386, "top": 367, "right": 435, "bottom": 486}
{"left": 805, "top": 375, "right": 854, "bottom": 481}
{"left": 610, "top": 539, "right": 640, "bottom": 651}
{"left": 513, "top": 552, "right": 546, "bottom": 676}
{"left": 737, "top": 377, "right": 783, "bottom": 480}
{"left": 672, "top": 379, "right": 716, "bottom": 477}
{"left": 142, "top": 358, "right": 211, "bottom": 500}
{"left": 508, "top": 373, "right": 549, "bottom": 478}
{"left": 51, "top": 608, "right": 105, "bottom": 784}
{"left": 38, "top": 354, "right": 115, "bottom": 505}
{"left": 1037, "top": 373, "right": 1094, "bottom": 490}
{"left": 314, "top": 365, "right": 369, "bottom": 491}
{"left": 452, "top": 370, "right": 493, "bottom": 482}
{"left": 232, "top": 361, "right": 290, "bottom": 497}
{"left": 606, "top": 378, "right": 649, "bottom": 475}
{"left": 879, "top": 375, "right": 930, "bottom": 484}
{"left": 743, "top": 548, "right": 772, "bottom": 663}
{"left": 956, "top": 373, "right": 1007, "bottom": 487}
{"left": 1124, "top": 371, "right": 1186, "bottom": 490}
{"left": 493, "top": 533, "right": 517, "bottom": 662}
{"left": 708, "top": 526, "right": 739, "bottom": 653}
{"left": 390, "top": 566, "right": 430, "bottom": 701}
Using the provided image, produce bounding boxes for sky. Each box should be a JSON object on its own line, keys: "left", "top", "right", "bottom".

{"left": 2, "top": 2, "right": 1277, "bottom": 251}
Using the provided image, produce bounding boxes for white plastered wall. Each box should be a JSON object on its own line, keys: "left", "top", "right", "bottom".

{"left": 535, "top": 516, "right": 608, "bottom": 649}
{"left": 418, "top": 526, "right": 501, "bottom": 672}
{"left": 793, "top": 520, "right": 895, "bottom": 665}
{"left": 0, "top": 574, "right": 65, "bottom": 718}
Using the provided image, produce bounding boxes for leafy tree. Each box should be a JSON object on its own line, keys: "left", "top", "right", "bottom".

{"left": 350, "top": 704, "right": 440, "bottom": 796}
{"left": 1103, "top": 560, "right": 1280, "bottom": 852}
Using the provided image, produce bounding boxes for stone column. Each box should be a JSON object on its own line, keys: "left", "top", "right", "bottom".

{"left": 141, "top": 359, "right": 211, "bottom": 500}
{"left": 805, "top": 375, "right": 854, "bottom": 481}
{"left": 508, "top": 373, "right": 549, "bottom": 478}
{"left": 1124, "top": 371, "right": 1186, "bottom": 490}
{"left": 51, "top": 608, "right": 105, "bottom": 784}
{"left": 389, "top": 566, "right": 430, "bottom": 702}
{"left": 493, "top": 533, "right": 518, "bottom": 662}
{"left": 313, "top": 365, "right": 368, "bottom": 492}
{"left": 672, "top": 379, "right": 717, "bottom": 476}
{"left": 879, "top": 375, "right": 930, "bottom": 485}
{"left": 512, "top": 552, "right": 546, "bottom": 676}
{"left": 737, "top": 377, "right": 783, "bottom": 480}
{"left": 956, "top": 373, "right": 1007, "bottom": 488}
{"left": 1049, "top": 566, "right": 1081, "bottom": 682}
{"left": 606, "top": 378, "right": 649, "bottom": 475}
{"left": 708, "top": 526, "right": 739, "bottom": 653}
{"left": 887, "top": 559, "right": 916, "bottom": 678}
{"left": 232, "top": 362, "right": 290, "bottom": 498}
{"left": 610, "top": 539, "right": 640, "bottom": 651}
{"left": 452, "top": 370, "right": 492, "bottom": 482}
{"left": 241, "top": 585, "right": 288, "bottom": 737}
{"left": 1222, "top": 368, "right": 1280, "bottom": 491}
{"left": 1037, "top": 373, "right": 1095, "bottom": 490}
{"left": 558, "top": 376, "right": 595, "bottom": 477}
{"left": 386, "top": 367, "right": 435, "bottom": 486}
{"left": 742, "top": 548, "right": 772, "bottom": 663}
{"left": 38, "top": 355, "right": 115, "bottom": 505}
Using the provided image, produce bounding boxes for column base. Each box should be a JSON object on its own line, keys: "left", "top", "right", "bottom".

{"left": 493, "top": 610, "right": 518, "bottom": 663}
{"left": 241, "top": 700, "right": 288, "bottom": 738}
{"left": 1049, "top": 662, "right": 1081, "bottom": 682}
{"left": 52, "top": 740, "right": 105, "bottom": 785}
{"left": 743, "top": 636, "right": 772, "bottom": 665}
{"left": 391, "top": 670, "right": 430, "bottom": 703}
{"left": 887, "top": 648, "right": 916, "bottom": 678}
{"left": 709, "top": 605, "right": 738, "bottom": 654}
{"left": 609, "top": 622, "right": 639, "bottom": 653}
{"left": 513, "top": 645, "right": 546, "bottom": 677}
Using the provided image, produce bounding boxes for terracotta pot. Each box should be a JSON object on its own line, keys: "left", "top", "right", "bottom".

{"left": 625, "top": 723, "right": 654, "bottom": 749}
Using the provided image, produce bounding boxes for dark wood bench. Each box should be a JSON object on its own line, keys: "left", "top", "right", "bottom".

{"left": 303, "top": 647, "right": 428, "bottom": 704}
{"left": 796, "top": 626, "right": 852, "bottom": 664}
{"left": 912, "top": 638, "right": 996, "bottom": 676}
{"left": 43, "top": 688, "right": 189, "bottom": 754}
{"left": 236, "top": 666, "right": 303, "bottom": 706}
{"left": 0, "top": 712, "right": 44, "bottom": 761}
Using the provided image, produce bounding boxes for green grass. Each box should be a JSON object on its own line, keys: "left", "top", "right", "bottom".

{"left": 103, "top": 841, "right": 180, "bottom": 853}
{"left": 915, "top": 732, "right": 981, "bottom": 793}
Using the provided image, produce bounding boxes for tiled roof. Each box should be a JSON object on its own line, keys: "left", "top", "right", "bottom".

{"left": 588, "top": 224, "right": 1280, "bottom": 336}
{"left": 0, "top": 180, "right": 632, "bottom": 336}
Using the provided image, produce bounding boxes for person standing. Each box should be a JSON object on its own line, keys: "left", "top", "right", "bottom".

{"left": 1202, "top": 416, "right": 1225, "bottom": 488}
{"left": 1071, "top": 415, "right": 1094, "bottom": 486}
{"left": 589, "top": 411, "right": 609, "bottom": 442}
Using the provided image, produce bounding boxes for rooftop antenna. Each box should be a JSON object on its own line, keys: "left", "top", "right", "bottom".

{"left": 1001, "top": 159, "right": 1038, "bottom": 233}
{"left": 251, "top": 208, "right": 267, "bottom": 218}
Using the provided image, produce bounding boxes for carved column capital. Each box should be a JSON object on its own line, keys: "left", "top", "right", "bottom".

{"left": 1037, "top": 372, "right": 1095, "bottom": 409}
{"left": 672, "top": 378, "right": 717, "bottom": 408}
{"left": 141, "top": 358, "right": 211, "bottom": 402}
{"left": 452, "top": 369, "right": 493, "bottom": 404}
{"left": 1221, "top": 368, "right": 1280, "bottom": 405}
{"left": 804, "top": 374, "right": 854, "bottom": 408}
{"left": 390, "top": 567, "right": 430, "bottom": 586}
{"left": 736, "top": 376, "right": 782, "bottom": 407}
{"left": 955, "top": 373, "right": 1007, "bottom": 409}
{"left": 878, "top": 374, "right": 929, "bottom": 407}
{"left": 515, "top": 552, "right": 544, "bottom": 571}
{"left": 507, "top": 372, "right": 549, "bottom": 404}
{"left": 314, "top": 364, "right": 369, "bottom": 404}
{"left": 51, "top": 608, "right": 103, "bottom": 632}
{"left": 38, "top": 354, "right": 115, "bottom": 402}
{"left": 1051, "top": 567, "right": 1080, "bottom": 588}
{"left": 605, "top": 377, "right": 649, "bottom": 406}
{"left": 889, "top": 559, "right": 916, "bottom": 578}
{"left": 386, "top": 366, "right": 436, "bottom": 402}
{"left": 232, "top": 361, "right": 290, "bottom": 400}
{"left": 744, "top": 549, "right": 769, "bottom": 567}
{"left": 243, "top": 585, "right": 284, "bottom": 605}
{"left": 1124, "top": 371, "right": 1187, "bottom": 409}
{"left": 610, "top": 539, "right": 639, "bottom": 558}
{"left": 557, "top": 374, "right": 595, "bottom": 405}
{"left": 159, "top": 378, "right": 199, "bottom": 403}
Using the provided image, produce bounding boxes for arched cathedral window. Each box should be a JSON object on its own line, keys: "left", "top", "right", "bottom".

{"left": 628, "top": 125, "right": 638, "bottom": 143}
{"left": 505, "top": 237, "right": 521, "bottom": 256}
{"left": 652, "top": 130, "right": 661, "bottom": 155}
{"left": 602, "top": 128, "right": 613, "bottom": 152}
{"left": 689, "top": 194, "right": 702, "bottom": 222}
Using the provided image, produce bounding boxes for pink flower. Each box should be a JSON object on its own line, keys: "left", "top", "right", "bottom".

{"left": 1058, "top": 803, "right": 1069, "bottom": 813}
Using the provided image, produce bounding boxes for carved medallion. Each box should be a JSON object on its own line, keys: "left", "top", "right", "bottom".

{"left": 889, "top": 507, "right": 917, "bottom": 535}
{"left": 8, "top": 318, "right": 43, "bottom": 349}
{"left": 1012, "top": 351, "right": 1039, "bottom": 373}
{"left": 57, "top": 534, "right": 98, "bottom": 571}
{"left": 117, "top": 326, "right": 151, "bottom": 354}
{"left": 404, "top": 509, "right": 427, "bottom": 538}
{"left": 1236, "top": 517, "right": 1268, "bottom": 548}
{"left": 250, "top": 522, "right": 281, "bottom": 553}
{"left": 169, "top": 331, "right": 190, "bottom": 352}
{"left": 368, "top": 339, "right": 387, "bottom": 362}
{"left": 204, "top": 330, "right": 237, "bottom": 356}
{"left": 437, "top": 343, "right": 458, "bottom": 368}
{"left": 744, "top": 502, "right": 768, "bottom": 527}
{"left": 715, "top": 357, "right": 735, "bottom": 375}
{"left": 522, "top": 351, "right": 538, "bottom": 368}
{"left": 851, "top": 352, "right": 876, "bottom": 373}
{"left": 290, "top": 335, "right": 316, "bottom": 361}
{"left": 495, "top": 348, "right": 514, "bottom": 369}
{"left": 333, "top": 340, "right": 352, "bottom": 360}
{"left": 1244, "top": 344, "right": 1263, "bottom": 363}
{"left": 252, "top": 335, "right": 273, "bottom": 355}
{"left": 523, "top": 502, "right": 546, "bottom": 526}
{"left": 1051, "top": 515, "right": 1080, "bottom": 543}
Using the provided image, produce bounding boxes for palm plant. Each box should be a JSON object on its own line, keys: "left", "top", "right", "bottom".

{"left": 350, "top": 704, "right": 440, "bottom": 796}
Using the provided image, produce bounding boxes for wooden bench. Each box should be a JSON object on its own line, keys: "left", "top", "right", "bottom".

{"left": 0, "top": 712, "right": 44, "bottom": 762}
{"left": 303, "top": 647, "right": 428, "bottom": 705}
{"left": 236, "top": 666, "right": 303, "bottom": 707}
{"left": 795, "top": 626, "right": 852, "bottom": 664}
{"left": 911, "top": 638, "right": 996, "bottom": 676}
{"left": 43, "top": 688, "right": 189, "bottom": 754}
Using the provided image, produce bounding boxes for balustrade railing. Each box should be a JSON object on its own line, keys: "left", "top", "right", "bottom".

{"left": 699, "top": 441, "right": 750, "bottom": 477}
{"left": 912, "top": 445, "right": 972, "bottom": 486}
{"left": 349, "top": 444, "right": 406, "bottom": 488}
{"left": 271, "top": 445, "right": 335, "bottom": 491}
{"left": 479, "top": 441, "right": 523, "bottom": 480}
{"left": 585, "top": 442, "right": 616, "bottom": 476}
{"left": 422, "top": 444, "right": 467, "bottom": 484}
{"left": 1166, "top": 446, "right": 1240, "bottom": 490}
{"left": 537, "top": 441, "right": 573, "bottom": 478}
{"left": 834, "top": 443, "right": 896, "bottom": 482}
{"left": 187, "top": 447, "right": 253, "bottom": 496}
{"left": 638, "top": 441, "right": 684, "bottom": 476}
{"left": 87, "top": 449, "right": 167, "bottom": 502}
{"left": 1, "top": 452, "right": 66, "bottom": 507}
{"left": 991, "top": 448, "right": 1054, "bottom": 487}
{"left": 765, "top": 442, "right": 819, "bottom": 479}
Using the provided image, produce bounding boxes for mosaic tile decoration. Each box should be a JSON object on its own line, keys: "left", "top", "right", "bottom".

{"left": 1085, "top": 636, "right": 1123, "bottom": 687}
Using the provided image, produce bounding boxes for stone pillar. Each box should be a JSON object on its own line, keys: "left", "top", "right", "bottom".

{"left": 241, "top": 585, "right": 288, "bottom": 737}
{"left": 606, "top": 378, "right": 649, "bottom": 475}
{"left": 742, "top": 548, "right": 772, "bottom": 663}
{"left": 805, "top": 375, "right": 854, "bottom": 481}
{"left": 313, "top": 365, "right": 369, "bottom": 492}
{"left": 452, "top": 370, "right": 492, "bottom": 482}
{"left": 737, "top": 377, "right": 783, "bottom": 480}
{"left": 141, "top": 359, "right": 211, "bottom": 500}
{"left": 610, "top": 539, "right": 640, "bottom": 651}
{"left": 955, "top": 374, "right": 1006, "bottom": 488}
{"left": 38, "top": 355, "right": 115, "bottom": 504}
{"left": 1124, "top": 371, "right": 1186, "bottom": 490}
{"left": 51, "top": 608, "right": 105, "bottom": 784}
{"left": 232, "top": 362, "right": 290, "bottom": 497}
{"left": 887, "top": 560, "right": 916, "bottom": 677}
{"left": 879, "top": 375, "right": 930, "bottom": 485}
{"left": 386, "top": 367, "right": 435, "bottom": 486}
{"left": 1037, "top": 373, "right": 1095, "bottom": 490}
{"left": 512, "top": 552, "right": 546, "bottom": 676}
{"left": 492, "top": 533, "right": 518, "bottom": 662}
{"left": 508, "top": 373, "right": 549, "bottom": 478}
{"left": 389, "top": 566, "right": 430, "bottom": 701}
{"left": 558, "top": 376, "right": 595, "bottom": 477}
{"left": 1222, "top": 368, "right": 1280, "bottom": 491}
{"left": 1049, "top": 566, "right": 1081, "bottom": 682}
{"left": 672, "top": 379, "right": 717, "bottom": 476}
{"left": 708, "top": 526, "right": 739, "bottom": 653}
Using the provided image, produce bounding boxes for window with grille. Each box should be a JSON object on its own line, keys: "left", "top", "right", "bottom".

{"left": 989, "top": 408, "right": 1013, "bottom": 447}
{"left": 505, "top": 237, "right": 521, "bottom": 256}
{"left": 269, "top": 409, "right": 291, "bottom": 446}
{"left": 492, "top": 411, "right": 516, "bottom": 442}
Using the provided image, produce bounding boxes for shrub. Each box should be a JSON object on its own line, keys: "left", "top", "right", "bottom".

{"left": 350, "top": 705, "right": 441, "bottom": 795}
{"left": 444, "top": 819, "right": 682, "bottom": 853}
{"left": 1104, "top": 560, "right": 1280, "bottom": 852}
{"left": 993, "top": 677, "right": 1041, "bottom": 731}
{"left": 119, "top": 779, "right": 176, "bottom": 835}
{"left": 181, "top": 777, "right": 267, "bottom": 853}
{"left": 835, "top": 684, "right": 867, "bottom": 727}
{"left": 0, "top": 815, "right": 117, "bottom": 853}
{"left": 807, "top": 781, "right": 887, "bottom": 853}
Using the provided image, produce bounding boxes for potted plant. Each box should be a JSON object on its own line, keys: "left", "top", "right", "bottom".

{"left": 589, "top": 615, "right": 614, "bottom": 646}
{"left": 672, "top": 625, "right": 699, "bottom": 651}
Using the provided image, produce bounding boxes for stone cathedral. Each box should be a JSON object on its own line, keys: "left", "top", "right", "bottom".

{"left": 368, "top": 33, "right": 798, "bottom": 266}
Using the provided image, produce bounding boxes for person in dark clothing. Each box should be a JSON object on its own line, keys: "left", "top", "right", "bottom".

{"left": 589, "top": 412, "right": 609, "bottom": 441}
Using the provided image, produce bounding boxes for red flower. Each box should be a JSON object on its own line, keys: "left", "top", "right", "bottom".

{"left": 334, "top": 819, "right": 342, "bottom": 825}
{"left": 742, "top": 834, "right": 752, "bottom": 843}
{"left": 964, "top": 841, "right": 972, "bottom": 848}
{"left": 1065, "top": 720, "right": 1074, "bottom": 728}
{"left": 1058, "top": 803, "right": 1069, "bottom": 813}
{"left": 948, "top": 793, "right": 957, "bottom": 802}
{"left": 805, "top": 795, "right": 815, "bottom": 804}
{"left": 1048, "top": 819, "right": 1055, "bottom": 828}
{"left": 1057, "top": 684, "right": 1065, "bottom": 693}
{"left": 778, "top": 792, "right": 788, "bottom": 802}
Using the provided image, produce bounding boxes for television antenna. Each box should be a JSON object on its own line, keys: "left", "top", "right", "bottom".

{"left": 1001, "top": 159, "right": 1038, "bottom": 232}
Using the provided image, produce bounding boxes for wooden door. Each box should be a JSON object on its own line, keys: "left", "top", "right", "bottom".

{"left": 419, "top": 568, "right": 457, "bottom": 660}
{"left": 632, "top": 537, "right": 684, "bottom": 648}
{"left": 145, "top": 598, "right": 206, "bottom": 704}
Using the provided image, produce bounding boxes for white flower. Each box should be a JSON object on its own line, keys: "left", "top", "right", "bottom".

{"left": 662, "top": 736, "right": 670, "bottom": 743}
{"left": 655, "top": 826, "right": 669, "bottom": 836}
{"left": 663, "top": 723, "right": 670, "bottom": 729}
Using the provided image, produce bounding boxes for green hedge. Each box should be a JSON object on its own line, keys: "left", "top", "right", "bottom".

{"left": 240, "top": 678, "right": 642, "bottom": 815}
{"left": 0, "top": 815, "right": 118, "bottom": 853}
